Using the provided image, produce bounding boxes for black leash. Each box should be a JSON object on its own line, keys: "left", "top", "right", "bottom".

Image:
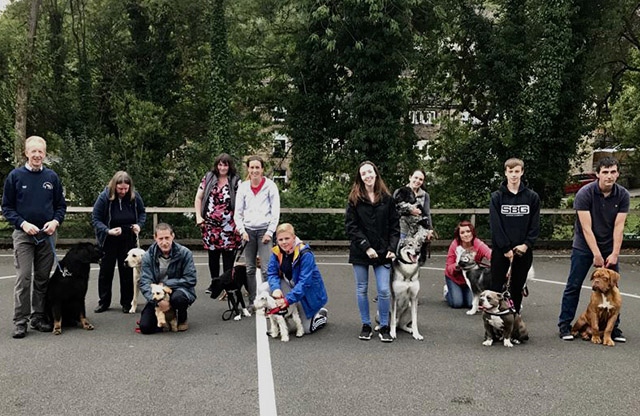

{"left": 221, "top": 242, "right": 249, "bottom": 321}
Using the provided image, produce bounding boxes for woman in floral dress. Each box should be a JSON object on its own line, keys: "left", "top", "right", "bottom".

{"left": 194, "top": 153, "right": 242, "bottom": 294}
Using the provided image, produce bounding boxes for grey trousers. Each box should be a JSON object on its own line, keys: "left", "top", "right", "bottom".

{"left": 12, "top": 229, "right": 56, "bottom": 325}
{"left": 243, "top": 228, "right": 273, "bottom": 303}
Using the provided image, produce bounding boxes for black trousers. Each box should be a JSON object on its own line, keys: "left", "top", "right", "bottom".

{"left": 490, "top": 249, "right": 533, "bottom": 314}
{"left": 207, "top": 249, "right": 236, "bottom": 280}
{"left": 97, "top": 234, "right": 136, "bottom": 308}
{"left": 139, "top": 290, "right": 190, "bottom": 334}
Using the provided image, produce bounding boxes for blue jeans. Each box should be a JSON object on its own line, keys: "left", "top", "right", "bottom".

{"left": 243, "top": 228, "right": 273, "bottom": 303}
{"left": 558, "top": 248, "right": 620, "bottom": 329}
{"left": 445, "top": 277, "right": 473, "bottom": 309}
{"left": 353, "top": 264, "right": 391, "bottom": 327}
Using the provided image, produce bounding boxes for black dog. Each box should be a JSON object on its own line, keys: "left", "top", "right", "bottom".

{"left": 209, "top": 265, "right": 252, "bottom": 321}
{"left": 46, "top": 242, "right": 103, "bottom": 335}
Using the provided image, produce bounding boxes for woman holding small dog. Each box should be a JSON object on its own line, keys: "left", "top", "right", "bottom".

{"left": 345, "top": 161, "right": 400, "bottom": 342}
{"left": 194, "top": 153, "right": 242, "bottom": 295}
{"left": 393, "top": 169, "right": 434, "bottom": 264}
{"left": 92, "top": 171, "right": 146, "bottom": 314}
{"left": 444, "top": 221, "right": 492, "bottom": 308}
{"left": 267, "top": 223, "right": 328, "bottom": 334}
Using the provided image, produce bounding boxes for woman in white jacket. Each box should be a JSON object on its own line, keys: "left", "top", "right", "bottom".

{"left": 234, "top": 155, "right": 280, "bottom": 303}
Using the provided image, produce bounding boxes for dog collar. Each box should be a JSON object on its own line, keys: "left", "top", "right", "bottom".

{"left": 482, "top": 309, "right": 516, "bottom": 316}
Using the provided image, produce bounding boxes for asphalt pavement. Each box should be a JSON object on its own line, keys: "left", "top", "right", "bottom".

{"left": 1, "top": 249, "right": 640, "bottom": 416}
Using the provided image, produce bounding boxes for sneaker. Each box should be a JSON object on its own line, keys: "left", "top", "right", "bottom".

{"left": 359, "top": 324, "right": 373, "bottom": 340}
{"left": 559, "top": 326, "right": 574, "bottom": 341}
{"left": 177, "top": 322, "right": 189, "bottom": 332}
{"left": 443, "top": 284, "right": 448, "bottom": 300}
{"left": 378, "top": 325, "right": 394, "bottom": 343}
{"left": 30, "top": 318, "right": 52, "bottom": 333}
{"left": 12, "top": 323, "right": 27, "bottom": 339}
{"left": 612, "top": 328, "right": 626, "bottom": 343}
{"left": 318, "top": 308, "right": 328, "bottom": 318}
{"left": 205, "top": 282, "right": 213, "bottom": 295}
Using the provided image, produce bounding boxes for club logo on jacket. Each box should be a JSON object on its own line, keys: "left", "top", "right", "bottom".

{"left": 501, "top": 205, "right": 530, "bottom": 216}
{"left": 42, "top": 182, "right": 53, "bottom": 190}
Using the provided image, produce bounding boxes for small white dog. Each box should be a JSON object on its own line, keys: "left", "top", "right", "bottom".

{"left": 150, "top": 283, "right": 177, "bottom": 332}
{"left": 125, "top": 247, "right": 146, "bottom": 313}
{"left": 253, "top": 282, "right": 304, "bottom": 342}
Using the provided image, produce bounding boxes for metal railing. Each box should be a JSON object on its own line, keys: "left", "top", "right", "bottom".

{"left": 21, "top": 206, "right": 632, "bottom": 249}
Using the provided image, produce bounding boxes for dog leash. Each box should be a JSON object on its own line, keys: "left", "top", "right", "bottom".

{"left": 235, "top": 242, "right": 247, "bottom": 263}
{"left": 33, "top": 231, "right": 65, "bottom": 275}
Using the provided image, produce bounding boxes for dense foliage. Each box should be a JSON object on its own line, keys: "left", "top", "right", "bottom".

{"left": 0, "top": 0, "right": 638, "bottom": 219}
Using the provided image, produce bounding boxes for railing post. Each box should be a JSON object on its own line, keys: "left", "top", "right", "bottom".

{"left": 470, "top": 214, "right": 476, "bottom": 227}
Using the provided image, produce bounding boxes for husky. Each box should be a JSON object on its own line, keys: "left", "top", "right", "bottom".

{"left": 390, "top": 237, "right": 423, "bottom": 341}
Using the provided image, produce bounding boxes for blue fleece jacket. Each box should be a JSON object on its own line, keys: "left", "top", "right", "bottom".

{"left": 2, "top": 166, "right": 66, "bottom": 229}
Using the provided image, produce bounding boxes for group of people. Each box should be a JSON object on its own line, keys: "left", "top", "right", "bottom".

{"left": 444, "top": 157, "right": 628, "bottom": 342}
{"left": 3, "top": 135, "right": 631, "bottom": 344}
{"left": 2, "top": 138, "right": 328, "bottom": 338}
{"left": 346, "top": 157, "right": 630, "bottom": 344}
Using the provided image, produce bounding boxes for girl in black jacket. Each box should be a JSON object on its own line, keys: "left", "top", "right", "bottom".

{"left": 345, "top": 161, "right": 400, "bottom": 342}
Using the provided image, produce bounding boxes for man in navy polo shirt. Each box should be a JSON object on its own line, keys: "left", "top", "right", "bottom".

{"left": 2, "top": 136, "right": 67, "bottom": 339}
{"left": 558, "top": 157, "right": 630, "bottom": 341}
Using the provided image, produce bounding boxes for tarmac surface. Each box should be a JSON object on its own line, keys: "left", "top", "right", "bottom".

{"left": 1, "top": 248, "right": 640, "bottom": 416}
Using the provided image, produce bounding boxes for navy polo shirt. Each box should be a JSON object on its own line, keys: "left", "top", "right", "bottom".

{"left": 572, "top": 181, "right": 630, "bottom": 253}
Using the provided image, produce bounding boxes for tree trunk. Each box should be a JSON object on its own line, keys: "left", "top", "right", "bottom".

{"left": 13, "top": 0, "right": 42, "bottom": 166}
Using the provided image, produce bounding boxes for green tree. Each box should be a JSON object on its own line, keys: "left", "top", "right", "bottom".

{"left": 286, "top": 0, "right": 419, "bottom": 195}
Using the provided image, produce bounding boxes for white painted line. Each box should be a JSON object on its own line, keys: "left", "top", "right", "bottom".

{"left": 255, "top": 269, "right": 278, "bottom": 416}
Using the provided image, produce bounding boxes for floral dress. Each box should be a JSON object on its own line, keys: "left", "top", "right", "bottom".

{"left": 199, "top": 179, "right": 242, "bottom": 250}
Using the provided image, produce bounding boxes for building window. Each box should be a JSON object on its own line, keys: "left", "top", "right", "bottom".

{"left": 273, "top": 133, "right": 287, "bottom": 158}
{"left": 273, "top": 169, "right": 287, "bottom": 189}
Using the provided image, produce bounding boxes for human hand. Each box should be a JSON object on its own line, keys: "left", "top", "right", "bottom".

{"left": 504, "top": 250, "right": 514, "bottom": 260}
{"left": 366, "top": 248, "right": 378, "bottom": 259}
{"left": 21, "top": 221, "right": 39, "bottom": 235}
{"left": 195, "top": 215, "right": 204, "bottom": 227}
{"left": 131, "top": 224, "right": 141, "bottom": 234}
{"left": 242, "top": 232, "right": 249, "bottom": 242}
{"left": 513, "top": 244, "right": 527, "bottom": 256}
{"left": 604, "top": 253, "right": 618, "bottom": 269}
{"left": 262, "top": 234, "right": 272, "bottom": 244}
{"left": 157, "top": 299, "right": 170, "bottom": 312}
{"left": 272, "top": 289, "right": 283, "bottom": 299}
{"left": 275, "top": 298, "right": 288, "bottom": 308}
{"left": 386, "top": 251, "right": 396, "bottom": 260}
{"left": 411, "top": 208, "right": 421, "bottom": 216}
{"left": 593, "top": 253, "right": 605, "bottom": 268}
{"left": 42, "top": 220, "right": 59, "bottom": 235}
{"left": 108, "top": 227, "right": 122, "bottom": 236}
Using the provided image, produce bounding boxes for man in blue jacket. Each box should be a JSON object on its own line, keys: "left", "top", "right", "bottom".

{"left": 138, "top": 223, "right": 197, "bottom": 334}
{"left": 2, "top": 136, "right": 67, "bottom": 339}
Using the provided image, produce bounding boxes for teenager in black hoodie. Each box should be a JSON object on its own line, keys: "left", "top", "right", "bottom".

{"left": 489, "top": 158, "right": 540, "bottom": 314}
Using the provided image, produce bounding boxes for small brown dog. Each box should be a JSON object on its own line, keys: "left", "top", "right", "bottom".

{"left": 150, "top": 284, "right": 177, "bottom": 332}
{"left": 571, "top": 268, "right": 622, "bottom": 346}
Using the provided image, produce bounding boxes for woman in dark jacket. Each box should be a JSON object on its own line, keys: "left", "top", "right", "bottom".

{"left": 92, "top": 171, "right": 146, "bottom": 313}
{"left": 345, "top": 161, "right": 400, "bottom": 343}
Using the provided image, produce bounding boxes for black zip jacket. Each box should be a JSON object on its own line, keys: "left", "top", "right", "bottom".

{"left": 345, "top": 194, "right": 400, "bottom": 265}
